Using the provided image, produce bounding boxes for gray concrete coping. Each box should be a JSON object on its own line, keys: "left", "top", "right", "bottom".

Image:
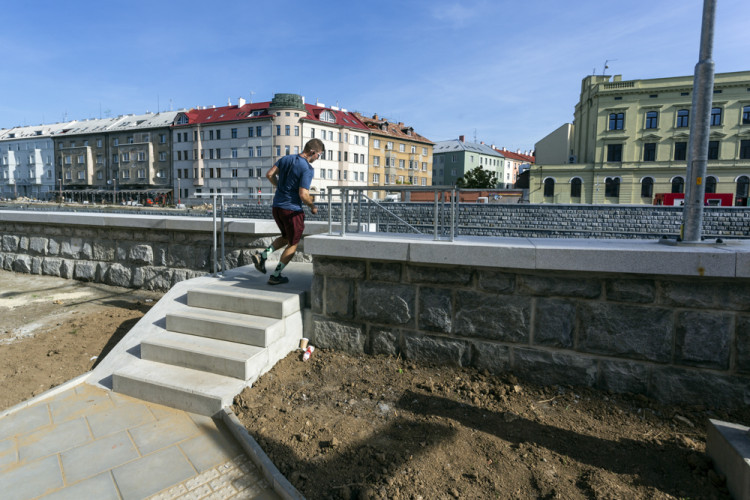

{"left": 304, "top": 233, "right": 750, "bottom": 278}
{"left": 707, "top": 419, "right": 750, "bottom": 500}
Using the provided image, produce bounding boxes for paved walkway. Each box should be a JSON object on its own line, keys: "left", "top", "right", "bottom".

{"left": 0, "top": 382, "right": 279, "bottom": 500}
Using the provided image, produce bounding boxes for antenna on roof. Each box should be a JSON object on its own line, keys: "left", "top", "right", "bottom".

{"left": 602, "top": 59, "right": 617, "bottom": 75}
{"left": 249, "top": 91, "right": 255, "bottom": 104}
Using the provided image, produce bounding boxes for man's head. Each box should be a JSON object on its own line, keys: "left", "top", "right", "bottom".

{"left": 303, "top": 138, "right": 325, "bottom": 162}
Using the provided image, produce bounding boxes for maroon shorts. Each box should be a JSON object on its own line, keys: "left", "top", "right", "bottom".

{"left": 272, "top": 207, "right": 305, "bottom": 245}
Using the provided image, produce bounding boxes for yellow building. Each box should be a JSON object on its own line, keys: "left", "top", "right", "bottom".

{"left": 531, "top": 71, "right": 750, "bottom": 205}
{"left": 353, "top": 113, "right": 433, "bottom": 200}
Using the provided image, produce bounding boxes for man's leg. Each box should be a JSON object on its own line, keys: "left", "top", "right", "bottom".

{"left": 270, "top": 243, "right": 298, "bottom": 278}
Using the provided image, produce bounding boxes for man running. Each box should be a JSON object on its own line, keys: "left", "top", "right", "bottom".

{"left": 252, "top": 138, "right": 323, "bottom": 285}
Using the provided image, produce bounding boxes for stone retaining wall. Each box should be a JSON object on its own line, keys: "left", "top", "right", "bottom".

{"left": 0, "top": 219, "right": 287, "bottom": 291}
{"left": 309, "top": 256, "right": 750, "bottom": 408}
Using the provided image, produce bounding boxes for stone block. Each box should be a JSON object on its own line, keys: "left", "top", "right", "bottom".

{"left": 403, "top": 333, "right": 470, "bottom": 367}
{"left": 170, "top": 268, "right": 191, "bottom": 287}
{"left": 518, "top": 274, "right": 601, "bottom": 298}
{"left": 116, "top": 244, "right": 129, "bottom": 262}
{"left": 132, "top": 267, "right": 145, "bottom": 288}
{"left": 311, "top": 275, "right": 324, "bottom": 314}
{"left": 107, "top": 263, "right": 132, "bottom": 288}
{"left": 93, "top": 241, "right": 116, "bottom": 261}
{"left": 311, "top": 316, "right": 365, "bottom": 353}
{"left": 61, "top": 238, "right": 84, "bottom": 259}
{"left": 97, "top": 262, "right": 109, "bottom": 282}
{"left": 471, "top": 341, "right": 511, "bottom": 374}
{"left": 48, "top": 238, "right": 60, "bottom": 256}
{"left": 598, "top": 359, "right": 650, "bottom": 395}
{"left": 454, "top": 291, "right": 530, "bottom": 343}
{"left": 314, "top": 257, "right": 366, "bottom": 279}
{"left": 418, "top": 287, "right": 452, "bottom": 333}
{"left": 81, "top": 242, "right": 93, "bottom": 260}
{"left": 477, "top": 271, "right": 515, "bottom": 293}
{"left": 28, "top": 237, "right": 48, "bottom": 256}
{"left": 533, "top": 298, "right": 576, "bottom": 348}
{"left": 19, "top": 236, "right": 29, "bottom": 251}
{"left": 649, "top": 367, "right": 747, "bottom": 408}
{"left": 12, "top": 255, "right": 32, "bottom": 273}
{"left": 578, "top": 302, "right": 673, "bottom": 362}
{"left": 129, "top": 244, "right": 154, "bottom": 265}
{"left": 675, "top": 311, "right": 732, "bottom": 369}
{"left": 356, "top": 282, "right": 415, "bottom": 326}
{"left": 737, "top": 316, "right": 750, "bottom": 375}
{"left": 60, "top": 259, "right": 73, "bottom": 279}
{"left": 605, "top": 279, "right": 655, "bottom": 303}
{"left": 370, "top": 328, "right": 400, "bottom": 356}
{"left": 74, "top": 261, "right": 98, "bottom": 282}
{"left": 2, "top": 253, "right": 12, "bottom": 271}
{"left": 42, "top": 257, "right": 63, "bottom": 276}
{"left": 407, "top": 264, "right": 472, "bottom": 286}
{"left": 512, "top": 347, "right": 598, "bottom": 388}
{"left": 31, "top": 257, "right": 42, "bottom": 275}
{"left": 141, "top": 267, "right": 172, "bottom": 291}
{"left": 325, "top": 277, "right": 355, "bottom": 318}
{"left": 369, "top": 262, "right": 402, "bottom": 282}
{"left": 2, "top": 235, "right": 19, "bottom": 252}
{"left": 661, "top": 280, "right": 750, "bottom": 312}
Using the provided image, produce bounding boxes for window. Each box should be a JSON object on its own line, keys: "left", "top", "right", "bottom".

{"left": 285, "top": 125, "right": 290, "bottom": 136}
{"left": 294, "top": 146, "right": 299, "bottom": 154}
{"left": 399, "top": 144, "right": 405, "bottom": 152}
{"left": 373, "top": 156, "right": 380, "bottom": 166}
{"left": 737, "top": 176, "right": 750, "bottom": 197}
{"left": 113, "top": 138, "right": 119, "bottom": 146}
{"left": 65, "top": 171, "right": 71, "bottom": 180}
{"left": 77, "top": 155, "right": 84, "bottom": 164}
{"left": 643, "top": 143, "right": 656, "bottom": 161}
{"left": 285, "top": 145, "right": 290, "bottom": 155}
{"left": 256, "top": 168, "right": 262, "bottom": 177}
{"left": 256, "top": 146, "right": 262, "bottom": 156}
{"left": 96, "top": 154, "right": 103, "bottom": 164}
{"left": 275, "top": 146, "right": 281, "bottom": 156}
{"left": 543, "top": 178, "right": 555, "bottom": 197}
{"left": 127, "top": 136, "right": 134, "bottom": 144}
{"left": 570, "top": 178, "right": 582, "bottom": 198}
{"left": 159, "top": 134, "right": 166, "bottom": 144}
{"left": 645, "top": 111, "right": 658, "bottom": 129}
{"left": 708, "top": 140, "right": 719, "bottom": 160}
{"left": 311, "top": 128, "right": 315, "bottom": 138}
{"left": 677, "top": 109, "right": 689, "bottom": 128}
{"left": 374, "top": 139, "right": 380, "bottom": 148}
{"left": 609, "top": 112, "right": 624, "bottom": 130}
{"left": 112, "top": 154, "right": 118, "bottom": 164}
{"left": 710, "top": 107, "right": 722, "bottom": 126}
{"left": 122, "top": 170, "right": 130, "bottom": 179}
{"left": 641, "top": 177, "right": 654, "bottom": 198}
{"left": 320, "top": 111, "right": 335, "bottom": 123}
{"left": 232, "top": 169, "right": 238, "bottom": 178}
{"left": 605, "top": 177, "right": 620, "bottom": 197}
{"left": 705, "top": 176, "right": 717, "bottom": 194}
{"left": 399, "top": 159, "right": 405, "bottom": 169}
{"left": 295, "top": 126, "right": 299, "bottom": 136}
{"left": 231, "top": 128, "right": 238, "bottom": 138}
{"left": 137, "top": 169, "right": 146, "bottom": 179}
{"left": 231, "top": 148, "right": 238, "bottom": 158}
{"left": 137, "top": 152, "right": 146, "bottom": 161}
{"left": 276, "top": 125, "right": 281, "bottom": 136}
{"left": 674, "top": 142, "right": 687, "bottom": 161}
{"left": 743, "top": 106, "right": 750, "bottom": 125}
{"left": 216, "top": 148, "right": 221, "bottom": 159}
{"left": 671, "top": 177, "right": 685, "bottom": 194}
{"left": 606, "top": 144, "right": 622, "bottom": 162}
{"left": 159, "top": 152, "right": 167, "bottom": 161}
{"left": 248, "top": 127, "right": 254, "bottom": 138}
{"left": 97, "top": 139, "right": 102, "bottom": 148}
{"left": 216, "top": 130, "right": 221, "bottom": 140}
{"left": 373, "top": 173, "right": 380, "bottom": 184}
{"left": 740, "top": 140, "right": 750, "bottom": 159}
{"left": 256, "top": 126, "right": 262, "bottom": 136}
{"left": 78, "top": 171, "right": 85, "bottom": 180}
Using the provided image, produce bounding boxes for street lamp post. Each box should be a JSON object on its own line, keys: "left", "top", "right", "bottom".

{"left": 108, "top": 178, "right": 117, "bottom": 204}
{"left": 177, "top": 176, "right": 181, "bottom": 204}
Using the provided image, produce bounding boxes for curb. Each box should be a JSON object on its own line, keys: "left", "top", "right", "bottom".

{"left": 220, "top": 407, "right": 305, "bottom": 500}
{"left": 0, "top": 372, "right": 89, "bottom": 420}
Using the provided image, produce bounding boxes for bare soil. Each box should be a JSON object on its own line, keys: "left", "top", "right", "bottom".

{"left": 0, "top": 271, "right": 162, "bottom": 411}
{"left": 234, "top": 348, "right": 749, "bottom": 500}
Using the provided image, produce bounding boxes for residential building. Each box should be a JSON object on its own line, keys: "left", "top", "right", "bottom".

{"left": 53, "top": 112, "right": 178, "bottom": 201}
{"left": 493, "top": 147, "right": 535, "bottom": 188}
{"left": 353, "top": 113, "right": 433, "bottom": 199}
{"left": 530, "top": 71, "right": 750, "bottom": 204}
{"left": 172, "top": 93, "right": 370, "bottom": 203}
{"left": 432, "top": 136, "right": 505, "bottom": 186}
{"left": 0, "top": 121, "right": 76, "bottom": 199}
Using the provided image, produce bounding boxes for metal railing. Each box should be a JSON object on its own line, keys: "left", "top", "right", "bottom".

{"left": 326, "top": 185, "right": 459, "bottom": 241}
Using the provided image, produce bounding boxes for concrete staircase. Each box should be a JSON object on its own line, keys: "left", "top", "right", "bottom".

{"left": 111, "top": 283, "right": 305, "bottom": 416}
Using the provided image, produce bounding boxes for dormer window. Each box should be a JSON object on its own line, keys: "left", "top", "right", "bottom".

{"left": 176, "top": 115, "right": 189, "bottom": 125}
{"left": 320, "top": 110, "right": 336, "bottom": 123}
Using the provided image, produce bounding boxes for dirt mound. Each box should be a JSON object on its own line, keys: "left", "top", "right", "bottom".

{"left": 234, "top": 349, "right": 747, "bottom": 500}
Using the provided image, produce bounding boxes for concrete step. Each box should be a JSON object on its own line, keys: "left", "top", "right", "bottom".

{"left": 187, "top": 285, "right": 303, "bottom": 319}
{"left": 166, "top": 307, "right": 283, "bottom": 347}
{"left": 141, "top": 331, "right": 267, "bottom": 380}
{"left": 112, "top": 358, "right": 246, "bottom": 416}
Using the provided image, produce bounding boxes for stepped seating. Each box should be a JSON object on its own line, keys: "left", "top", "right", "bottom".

{"left": 112, "top": 283, "right": 305, "bottom": 416}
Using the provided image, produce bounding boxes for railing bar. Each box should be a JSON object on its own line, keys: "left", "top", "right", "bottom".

{"left": 220, "top": 196, "right": 226, "bottom": 274}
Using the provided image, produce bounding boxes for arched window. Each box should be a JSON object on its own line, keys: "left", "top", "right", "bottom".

{"left": 641, "top": 177, "right": 654, "bottom": 198}
{"left": 543, "top": 178, "right": 555, "bottom": 197}
{"left": 570, "top": 177, "right": 582, "bottom": 198}
{"left": 320, "top": 110, "right": 336, "bottom": 123}
{"left": 605, "top": 177, "right": 620, "bottom": 197}
{"left": 705, "top": 176, "right": 717, "bottom": 194}
{"left": 176, "top": 114, "right": 189, "bottom": 125}
{"left": 737, "top": 176, "right": 750, "bottom": 198}
{"left": 672, "top": 177, "right": 685, "bottom": 194}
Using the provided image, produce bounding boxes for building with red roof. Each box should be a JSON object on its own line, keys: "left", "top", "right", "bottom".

{"left": 493, "top": 147, "right": 535, "bottom": 188}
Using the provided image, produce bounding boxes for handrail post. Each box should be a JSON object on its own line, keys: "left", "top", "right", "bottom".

{"left": 357, "top": 191, "right": 362, "bottom": 233}
{"left": 211, "top": 195, "right": 217, "bottom": 275}
{"left": 341, "top": 188, "right": 347, "bottom": 237}
{"left": 327, "top": 190, "right": 333, "bottom": 235}
{"left": 433, "top": 189, "right": 439, "bottom": 240}
{"left": 220, "top": 195, "right": 226, "bottom": 274}
{"left": 450, "top": 188, "right": 456, "bottom": 241}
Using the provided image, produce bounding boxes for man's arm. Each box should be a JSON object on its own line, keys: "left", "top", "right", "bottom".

{"left": 266, "top": 166, "right": 278, "bottom": 187}
{"left": 299, "top": 187, "right": 318, "bottom": 214}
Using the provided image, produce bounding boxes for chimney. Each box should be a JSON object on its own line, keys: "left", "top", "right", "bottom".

{"left": 373, "top": 114, "right": 378, "bottom": 120}
{"left": 227, "top": 97, "right": 232, "bottom": 106}
{"left": 516, "top": 149, "right": 521, "bottom": 154}
{"left": 502, "top": 147, "right": 506, "bottom": 151}
{"left": 459, "top": 135, "right": 465, "bottom": 142}
{"left": 238, "top": 97, "right": 246, "bottom": 107}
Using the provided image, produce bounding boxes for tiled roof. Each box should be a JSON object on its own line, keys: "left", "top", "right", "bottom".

{"left": 352, "top": 113, "right": 433, "bottom": 144}
{"left": 301, "top": 105, "right": 370, "bottom": 131}
{"left": 494, "top": 148, "right": 535, "bottom": 163}
{"left": 174, "top": 102, "right": 271, "bottom": 127}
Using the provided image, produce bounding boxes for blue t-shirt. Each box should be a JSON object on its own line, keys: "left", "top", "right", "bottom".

{"left": 272, "top": 154, "right": 314, "bottom": 211}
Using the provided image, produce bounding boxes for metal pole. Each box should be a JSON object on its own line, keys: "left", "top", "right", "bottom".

{"left": 220, "top": 195, "right": 226, "bottom": 274}
{"left": 341, "top": 189, "right": 347, "bottom": 237}
{"left": 433, "top": 190, "right": 439, "bottom": 240}
{"left": 212, "top": 195, "right": 217, "bottom": 275}
{"left": 682, "top": 0, "right": 717, "bottom": 242}
{"left": 357, "top": 191, "right": 362, "bottom": 233}
{"left": 450, "top": 188, "right": 456, "bottom": 242}
{"left": 327, "top": 190, "right": 333, "bottom": 235}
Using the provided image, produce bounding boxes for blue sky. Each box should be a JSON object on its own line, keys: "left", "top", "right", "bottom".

{"left": 1, "top": 0, "right": 748, "bottom": 152}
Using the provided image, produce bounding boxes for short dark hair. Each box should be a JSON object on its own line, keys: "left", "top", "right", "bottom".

{"left": 303, "top": 138, "right": 325, "bottom": 154}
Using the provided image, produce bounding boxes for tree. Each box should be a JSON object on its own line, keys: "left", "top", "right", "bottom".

{"left": 455, "top": 166, "right": 498, "bottom": 189}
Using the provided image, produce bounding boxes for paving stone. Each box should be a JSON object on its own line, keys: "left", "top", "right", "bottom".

{"left": 42, "top": 471, "right": 120, "bottom": 500}
{"left": 185, "top": 468, "right": 220, "bottom": 490}
{"left": 18, "top": 417, "right": 92, "bottom": 462}
{"left": 129, "top": 412, "right": 202, "bottom": 455}
{"left": 179, "top": 425, "right": 242, "bottom": 473}
{"left": 0, "top": 403, "right": 51, "bottom": 441}
{"left": 61, "top": 431, "right": 139, "bottom": 484}
{"left": 0, "top": 454, "right": 63, "bottom": 500}
{"left": 0, "top": 438, "right": 17, "bottom": 472}
{"left": 148, "top": 483, "right": 188, "bottom": 500}
{"left": 86, "top": 401, "right": 155, "bottom": 438}
{"left": 112, "top": 446, "right": 196, "bottom": 500}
